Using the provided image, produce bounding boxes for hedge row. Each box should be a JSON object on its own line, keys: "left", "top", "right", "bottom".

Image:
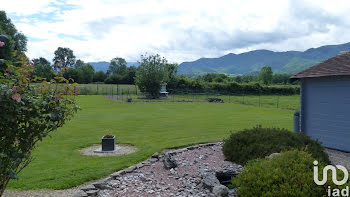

{"left": 168, "top": 79, "right": 299, "bottom": 95}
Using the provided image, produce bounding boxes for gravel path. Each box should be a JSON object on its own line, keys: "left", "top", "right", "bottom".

{"left": 325, "top": 148, "right": 350, "bottom": 169}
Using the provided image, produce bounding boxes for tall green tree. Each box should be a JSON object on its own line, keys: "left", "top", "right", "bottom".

{"left": 78, "top": 63, "right": 94, "bottom": 84}
{"left": 135, "top": 54, "right": 169, "bottom": 98}
{"left": 63, "top": 60, "right": 94, "bottom": 84}
{"left": 259, "top": 66, "right": 273, "bottom": 85}
{"left": 74, "top": 59, "right": 85, "bottom": 69}
{"left": 53, "top": 47, "right": 76, "bottom": 69}
{"left": 33, "top": 57, "right": 54, "bottom": 81}
{"left": 0, "top": 11, "right": 27, "bottom": 62}
{"left": 107, "top": 57, "right": 127, "bottom": 76}
{"left": 93, "top": 70, "right": 107, "bottom": 82}
{"left": 13, "top": 33, "right": 27, "bottom": 53}
{"left": 105, "top": 57, "right": 137, "bottom": 84}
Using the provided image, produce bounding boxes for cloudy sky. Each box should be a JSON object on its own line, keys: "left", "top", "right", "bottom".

{"left": 3, "top": 0, "right": 350, "bottom": 63}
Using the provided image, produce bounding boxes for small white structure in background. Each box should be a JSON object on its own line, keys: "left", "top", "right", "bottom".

{"left": 160, "top": 84, "right": 168, "bottom": 98}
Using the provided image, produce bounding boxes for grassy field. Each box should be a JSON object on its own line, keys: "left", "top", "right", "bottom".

{"left": 74, "top": 84, "right": 300, "bottom": 110}
{"left": 76, "top": 84, "right": 138, "bottom": 95}
{"left": 121, "top": 94, "right": 300, "bottom": 110}
{"left": 8, "top": 96, "right": 294, "bottom": 190}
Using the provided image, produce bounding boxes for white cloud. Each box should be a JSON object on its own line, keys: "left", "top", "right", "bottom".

{"left": 3, "top": 0, "right": 350, "bottom": 63}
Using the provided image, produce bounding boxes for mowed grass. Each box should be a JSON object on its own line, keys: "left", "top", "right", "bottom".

{"left": 75, "top": 83, "right": 300, "bottom": 109}
{"left": 126, "top": 94, "right": 300, "bottom": 110}
{"left": 8, "top": 96, "right": 294, "bottom": 190}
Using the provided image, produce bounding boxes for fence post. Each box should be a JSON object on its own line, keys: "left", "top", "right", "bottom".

{"left": 117, "top": 84, "right": 119, "bottom": 100}
{"left": 228, "top": 95, "right": 230, "bottom": 103}
{"left": 277, "top": 95, "right": 279, "bottom": 108}
{"left": 135, "top": 85, "right": 137, "bottom": 95}
{"left": 259, "top": 94, "right": 261, "bottom": 107}
{"left": 97, "top": 84, "right": 99, "bottom": 95}
{"left": 112, "top": 85, "right": 114, "bottom": 98}
{"left": 242, "top": 92, "right": 245, "bottom": 104}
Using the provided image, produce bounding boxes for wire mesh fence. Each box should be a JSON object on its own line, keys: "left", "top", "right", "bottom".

{"left": 75, "top": 84, "right": 300, "bottom": 110}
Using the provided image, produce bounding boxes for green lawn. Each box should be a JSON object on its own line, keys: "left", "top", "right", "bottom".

{"left": 119, "top": 94, "right": 300, "bottom": 110}
{"left": 75, "top": 83, "right": 300, "bottom": 110}
{"left": 8, "top": 96, "right": 294, "bottom": 190}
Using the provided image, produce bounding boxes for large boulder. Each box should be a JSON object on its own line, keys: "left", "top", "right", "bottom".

{"left": 207, "top": 98, "right": 224, "bottom": 103}
{"left": 163, "top": 153, "right": 177, "bottom": 169}
{"left": 201, "top": 171, "right": 221, "bottom": 191}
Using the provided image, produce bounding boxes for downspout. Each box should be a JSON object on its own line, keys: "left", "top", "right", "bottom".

{"left": 299, "top": 79, "right": 304, "bottom": 133}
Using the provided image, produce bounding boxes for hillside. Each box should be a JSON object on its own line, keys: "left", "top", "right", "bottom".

{"left": 88, "top": 61, "right": 139, "bottom": 72}
{"left": 178, "top": 42, "right": 350, "bottom": 75}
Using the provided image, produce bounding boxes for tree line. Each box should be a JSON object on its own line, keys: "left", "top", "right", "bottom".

{"left": 33, "top": 47, "right": 298, "bottom": 96}
{"left": 34, "top": 46, "right": 294, "bottom": 86}
{"left": 33, "top": 47, "right": 138, "bottom": 84}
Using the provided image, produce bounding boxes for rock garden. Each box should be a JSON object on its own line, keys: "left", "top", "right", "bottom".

{"left": 71, "top": 125, "right": 350, "bottom": 197}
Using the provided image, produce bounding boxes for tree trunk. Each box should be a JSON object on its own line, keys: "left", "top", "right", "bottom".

{"left": 0, "top": 176, "right": 10, "bottom": 197}
{"left": 0, "top": 183, "right": 6, "bottom": 197}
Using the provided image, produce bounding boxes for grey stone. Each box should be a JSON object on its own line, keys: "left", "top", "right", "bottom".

{"left": 85, "top": 189, "right": 98, "bottom": 196}
{"left": 73, "top": 190, "right": 88, "bottom": 197}
{"left": 216, "top": 167, "right": 241, "bottom": 181}
{"left": 201, "top": 171, "right": 221, "bottom": 191}
{"left": 168, "top": 148, "right": 187, "bottom": 155}
{"left": 151, "top": 152, "right": 160, "bottom": 158}
{"left": 213, "top": 185, "right": 229, "bottom": 197}
{"left": 92, "top": 180, "right": 112, "bottom": 190}
{"left": 163, "top": 153, "right": 177, "bottom": 169}
{"left": 150, "top": 158, "right": 158, "bottom": 163}
{"left": 140, "top": 175, "right": 147, "bottom": 182}
{"left": 170, "top": 168, "right": 176, "bottom": 175}
{"left": 80, "top": 184, "right": 97, "bottom": 192}
{"left": 111, "top": 170, "right": 126, "bottom": 178}
{"left": 267, "top": 152, "right": 281, "bottom": 160}
{"left": 125, "top": 165, "right": 137, "bottom": 173}
{"left": 187, "top": 146, "right": 198, "bottom": 150}
{"left": 136, "top": 163, "right": 144, "bottom": 169}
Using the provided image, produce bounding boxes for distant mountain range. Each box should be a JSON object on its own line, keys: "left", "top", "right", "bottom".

{"left": 178, "top": 42, "right": 350, "bottom": 76}
{"left": 88, "top": 61, "right": 139, "bottom": 72}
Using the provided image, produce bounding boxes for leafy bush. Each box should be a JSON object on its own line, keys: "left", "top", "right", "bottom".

{"left": 0, "top": 58, "right": 79, "bottom": 195}
{"left": 232, "top": 150, "right": 333, "bottom": 197}
{"left": 222, "top": 125, "right": 330, "bottom": 165}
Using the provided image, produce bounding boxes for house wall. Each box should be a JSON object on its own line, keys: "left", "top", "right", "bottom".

{"left": 302, "top": 76, "right": 350, "bottom": 151}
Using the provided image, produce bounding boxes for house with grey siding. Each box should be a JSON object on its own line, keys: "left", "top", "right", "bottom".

{"left": 291, "top": 51, "right": 350, "bottom": 152}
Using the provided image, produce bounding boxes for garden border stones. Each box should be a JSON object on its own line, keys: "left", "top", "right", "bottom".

{"left": 73, "top": 142, "right": 233, "bottom": 197}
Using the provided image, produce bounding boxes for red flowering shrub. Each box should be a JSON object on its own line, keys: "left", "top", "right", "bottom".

{"left": 0, "top": 55, "right": 79, "bottom": 195}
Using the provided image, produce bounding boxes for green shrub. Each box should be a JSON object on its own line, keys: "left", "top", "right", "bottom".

{"left": 232, "top": 150, "right": 350, "bottom": 197}
{"left": 232, "top": 150, "right": 324, "bottom": 197}
{"left": 222, "top": 125, "right": 330, "bottom": 165}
